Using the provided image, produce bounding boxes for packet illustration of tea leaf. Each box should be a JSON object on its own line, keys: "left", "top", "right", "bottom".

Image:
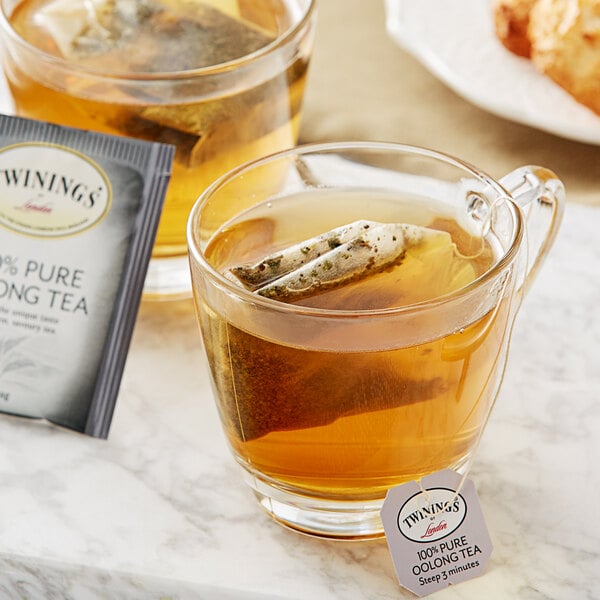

{"left": 0, "top": 113, "right": 174, "bottom": 438}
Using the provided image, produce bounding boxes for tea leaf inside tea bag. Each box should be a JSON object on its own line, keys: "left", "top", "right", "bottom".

{"left": 228, "top": 220, "right": 378, "bottom": 288}
{"left": 135, "top": 0, "right": 276, "bottom": 71}
{"left": 219, "top": 326, "right": 449, "bottom": 441}
{"left": 36, "top": 0, "right": 155, "bottom": 60}
{"left": 213, "top": 220, "right": 487, "bottom": 440}
{"left": 37, "top": 0, "right": 274, "bottom": 68}
{"left": 37, "top": 0, "right": 279, "bottom": 167}
{"left": 227, "top": 221, "right": 455, "bottom": 304}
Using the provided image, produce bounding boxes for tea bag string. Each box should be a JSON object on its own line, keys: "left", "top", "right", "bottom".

{"left": 454, "top": 194, "right": 511, "bottom": 260}
{"left": 416, "top": 260, "right": 511, "bottom": 512}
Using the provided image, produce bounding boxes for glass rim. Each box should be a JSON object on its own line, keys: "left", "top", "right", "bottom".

{"left": 187, "top": 140, "right": 524, "bottom": 319}
{"left": 0, "top": 0, "right": 316, "bottom": 81}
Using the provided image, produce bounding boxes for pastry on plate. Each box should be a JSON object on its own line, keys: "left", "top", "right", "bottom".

{"left": 493, "top": 0, "right": 538, "bottom": 57}
{"left": 528, "top": 0, "right": 600, "bottom": 115}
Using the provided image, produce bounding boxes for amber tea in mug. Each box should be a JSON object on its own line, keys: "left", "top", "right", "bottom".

{"left": 0, "top": 0, "right": 316, "bottom": 297}
{"left": 203, "top": 191, "right": 504, "bottom": 489}
{"left": 187, "top": 143, "right": 564, "bottom": 539}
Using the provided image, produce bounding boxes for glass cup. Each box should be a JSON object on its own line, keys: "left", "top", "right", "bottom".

{"left": 187, "top": 142, "right": 564, "bottom": 539}
{"left": 0, "top": 0, "right": 316, "bottom": 298}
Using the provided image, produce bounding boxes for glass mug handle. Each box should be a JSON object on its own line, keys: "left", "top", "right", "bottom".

{"left": 499, "top": 166, "right": 566, "bottom": 293}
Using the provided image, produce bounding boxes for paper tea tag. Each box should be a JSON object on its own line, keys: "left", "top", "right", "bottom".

{"left": 381, "top": 469, "right": 492, "bottom": 597}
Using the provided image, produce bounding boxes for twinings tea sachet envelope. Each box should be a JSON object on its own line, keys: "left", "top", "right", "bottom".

{"left": 0, "top": 114, "right": 174, "bottom": 438}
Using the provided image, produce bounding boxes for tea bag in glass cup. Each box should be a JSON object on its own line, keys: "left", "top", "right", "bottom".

{"left": 222, "top": 220, "right": 481, "bottom": 439}
{"left": 36, "top": 0, "right": 274, "bottom": 66}
{"left": 228, "top": 220, "right": 478, "bottom": 310}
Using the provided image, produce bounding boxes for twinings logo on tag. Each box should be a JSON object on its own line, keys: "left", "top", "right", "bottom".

{"left": 0, "top": 143, "right": 111, "bottom": 238}
{"left": 397, "top": 487, "right": 467, "bottom": 543}
{"left": 381, "top": 470, "right": 493, "bottom": 597}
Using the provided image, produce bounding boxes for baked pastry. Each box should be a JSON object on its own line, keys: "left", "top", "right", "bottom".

{"left": 528, "top": 0, "right": 600, "bottom": 115}
{"left": 493, "top": 0, "right": 538, "bottom": 57}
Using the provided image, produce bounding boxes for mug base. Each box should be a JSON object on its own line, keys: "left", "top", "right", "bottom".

{"left": 241, "top": 455, "right": 474, "bottom": 540}
{"left": 143, "top": 255, "right": 192, "bottom": 300}
{"left": 243, "top": 471, "right": 387, "bottom": 540}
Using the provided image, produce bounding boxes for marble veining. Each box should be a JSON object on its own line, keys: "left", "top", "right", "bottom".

{"left": 0, "top": 203, "right": 598, "bottom": 599}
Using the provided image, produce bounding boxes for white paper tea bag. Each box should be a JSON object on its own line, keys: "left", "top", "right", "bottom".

{"left": 227, "top": 220, "right": 477, "bottom": 309}
{"left": 36, "top": 0, "right": 274, "bottom": 67}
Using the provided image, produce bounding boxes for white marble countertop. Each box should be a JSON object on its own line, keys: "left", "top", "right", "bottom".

{"left": 1, "top": 0, "right": 600, "bottom": 595}
{"left": 0, "top": 201, "right": 598, "bottom": 599}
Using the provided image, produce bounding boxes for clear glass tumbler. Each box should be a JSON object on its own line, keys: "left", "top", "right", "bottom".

{"left": 0, "top": 0, "right": 316, "bottom": 298}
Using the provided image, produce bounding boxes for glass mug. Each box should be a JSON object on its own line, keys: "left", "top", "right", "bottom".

{"left": 187, "top": 142, "right": 564, "bottom": 539}
{"left": 0, "top": 0, "right": 316, "bottom": 298}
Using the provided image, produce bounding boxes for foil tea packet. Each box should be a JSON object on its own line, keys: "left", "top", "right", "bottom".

{"left": 0, "top": 114, "right": 174, "bottom": 438}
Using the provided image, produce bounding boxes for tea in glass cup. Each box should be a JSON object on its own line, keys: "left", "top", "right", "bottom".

{"left": 187, "top": 142, "right": 564, "bottom": 539}
{"left": 0, "top": 0, "right": 316, "bottom": 297}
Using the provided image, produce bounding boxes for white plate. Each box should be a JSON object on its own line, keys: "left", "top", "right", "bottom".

{"left": 384, "top": 0, "right": 600, "bottom": 145}
{"left": 0, "top": 63, "right": 13, "bottom": 114}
